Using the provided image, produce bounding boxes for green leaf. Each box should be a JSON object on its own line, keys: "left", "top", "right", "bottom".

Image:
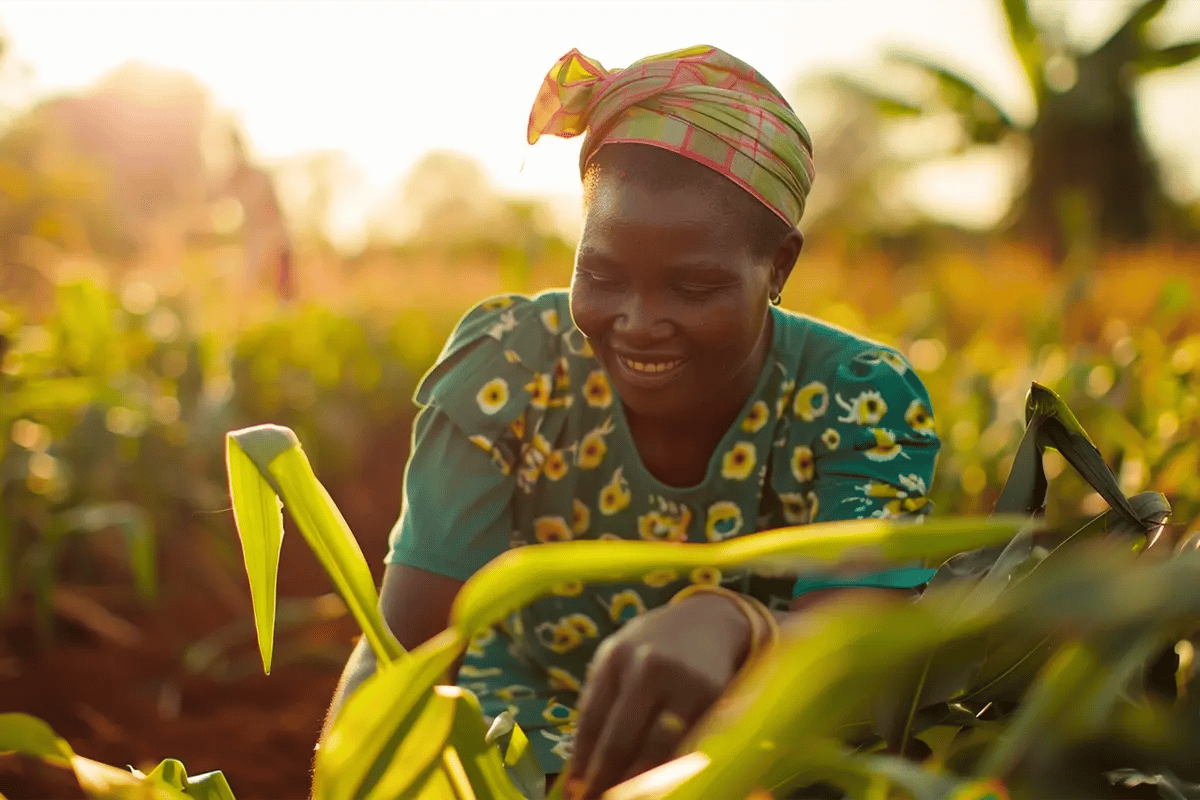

{"left": 58, "top": 503, "right": 156, "bottom": 601}
{"left": 314, "top": 630, "right": 462, "bottom": 800}
{"left": 1138, "top": 41, "right": 1200, "bottom": 73}
{"left": 1001, "top": 0, "right": 1043, "bottom": 101}
{"left": 2, "top": 377, "right": 103, "bottom": 416}
{"left": 438, "top": 688, "right": 529, "bottom": 800}
{"left": 1100, "top": 0, "right": 1169, "bottom": 55}
{"left": 452, "top": 517, "right": 1028, "bottom": 637}
{"left": 992, "top": 422, "right": 1048, "bottom": 517}
{"left": 225, "top": 433, "right": 285, "bottom": 675}
{"left": 146, "top": 759, "right": 188, "bottom": 790}
{"left": 182, "top": 771, "right": 236, "bottom": 800}
{"left": 820, "top": 74, "right": 926, "bottom": 118}
{"left": 72, "top": 755, "right": 189, "bottom": 800}
{"left": 1017, "top": 383, "right": 1143, "bottom": 529}
{"left": 356, "top": 686, "right": 459, "bottom": 800}
{"left": 0, "top": 712, "right": 75, "bottom": 768}
{"left": 886, "top": 50, "right": 1022, "bottom": 143}
{"left": 0, "top": 514, "right": 12, "bottom": 609}
{"left": 226, "top": 425, "right": 403, "bottom": 667}
{"left": 0, "top": 715, "right": 193, "bottom": 800}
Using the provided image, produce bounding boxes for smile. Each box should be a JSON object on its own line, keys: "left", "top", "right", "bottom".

{"left": 618, "top": 356, "right": 687, "bottom": 375}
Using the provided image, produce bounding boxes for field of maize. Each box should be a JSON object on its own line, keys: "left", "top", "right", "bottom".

{"left": 2, "top": 236, "right": 1200, "bottom": 799}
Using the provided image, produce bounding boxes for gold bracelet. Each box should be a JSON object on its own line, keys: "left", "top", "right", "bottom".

{"left": 669, "top": 584, "right": 780, "bottom": 665}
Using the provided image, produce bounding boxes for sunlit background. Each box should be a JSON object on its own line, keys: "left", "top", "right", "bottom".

{"left": 2, "top": 3, "right": 1200, "bottom": 799}
{"left": 1, "top": 0, "right": 1197, "bottom": 245}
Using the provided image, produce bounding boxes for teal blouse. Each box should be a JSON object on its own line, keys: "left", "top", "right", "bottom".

{"left": 387, "top": 290, "right": 941, "bottom": 773}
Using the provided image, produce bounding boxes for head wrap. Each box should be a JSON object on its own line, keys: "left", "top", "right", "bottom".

{"left": 528, "top": 44, "right": 815, "bottom": 226}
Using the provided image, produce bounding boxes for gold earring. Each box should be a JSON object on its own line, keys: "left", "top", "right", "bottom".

{"left": 769, "top": 291, "right": 782, "bottom": 306}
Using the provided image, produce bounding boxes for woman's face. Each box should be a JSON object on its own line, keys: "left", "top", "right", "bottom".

{"left": 570, "top": 176, "right": 785, "bottom": 427}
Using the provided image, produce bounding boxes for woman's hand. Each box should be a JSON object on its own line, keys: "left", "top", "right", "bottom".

{"left": 564, "top": 592, "right": 753, "bottom": 799}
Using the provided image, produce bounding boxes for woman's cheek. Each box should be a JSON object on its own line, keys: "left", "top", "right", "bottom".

{"left": 568, "top": 285, "right": 603, "bottom": 340}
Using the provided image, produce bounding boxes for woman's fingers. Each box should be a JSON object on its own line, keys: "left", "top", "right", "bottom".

{"left": 565, "top": 640, "right": 624, "bottom": 782}
{"left": 579, "top": 646, "right": 660, "bottom": 796}
{"left": 614, "top": 678, "right": 714, "bottom": 786}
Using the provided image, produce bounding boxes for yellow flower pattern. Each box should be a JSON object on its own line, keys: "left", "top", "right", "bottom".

{"left": 526, "top": 373, "right": 552, "bottom": 409}
{"left": 606, "top": 589, "right": 646, "bottom": 623}
{"left": 552, "top": 579, "right": 584, "bottom": 596}
{"left": 583, "top": 369, "right": 612, "bottom": 408}
{"left": 547, "top": 667, "right": 581, "bottom": 692}
{"left": 553, "top": 356, "right": 571, "bottom": 392}
{"left": 905, "top": 399, "right": 936, "bottom": 434}
{"left": 779, "top": 491, "right": 809, "bottom": 525}
{"left": 866, "top": 428, "right": 905, "bottom": 462}
{"left": 439, "top": 292, "right": 939, "bottom": 774}
{"left": 477, "top": 378, "right": 509, "bottom": 415}
{"left": 705, "top": 501, "right": 743, "bottom": 541}
{"left": 836, "top": 390, "right": 888, "bottom": 425}
{"left": 741, "top": 400, "right": 770, "bottom": 433}
{"left": 721, "top": 441, "right": 757, "bottom": 481}
{"left": 637, "top": 510, "right": 689, "bottom": 542}
{"left": 544, "top": 449, "right": 568, "bottom": 481}
{"left": 821, "top": 427, "right": 840, "bottom": 450}
{"left": 571, "top": 498, "right": 590, "bottom": 535}
{"left": 642, "top": 568, "right": 679, "bottom": 587}
{"left": 534, "top": 516, "right": 572, "bottom": 543}
{"left": 776, "top": 379, "right": 795, "bottom": 419}
{"left": 791, "top": 445, "right": 815, "bottom": 482}
{"left": 599, "top": 467, "right": 631, "bottom": 515}
{"left": 576, "top": 418, "right": 613, "bottom": 469}
{"left": 794, "top": 381, "right": 829, "bottom": 421}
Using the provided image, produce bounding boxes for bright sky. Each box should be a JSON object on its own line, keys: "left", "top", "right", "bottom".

{"left": 0, "top": 0, "right": 1198, "bottom": 245}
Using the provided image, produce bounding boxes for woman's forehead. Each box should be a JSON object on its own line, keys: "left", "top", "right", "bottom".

{"left": 584, "top": 176, "right": 733, "bottom": 232}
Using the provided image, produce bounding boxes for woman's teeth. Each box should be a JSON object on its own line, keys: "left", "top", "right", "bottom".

{"left": 620, "top": 357, "right": 685, "bottom": 374}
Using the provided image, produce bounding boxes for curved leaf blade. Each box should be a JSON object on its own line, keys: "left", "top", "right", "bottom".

{"left": 1138, "top": 41, "right": 1200, "bottom": 73}
{"left": 452, "top": 517, "right": 1027, "bottom": 637}
{"left": 0, "top": 712, "right": 75, "bottom": 767}
{"left": 314, "top": 630, "right": 462, "bottom": 800}
{"left": 225, "top": 425, "right": 403, "bottom": 668}
{"left": 225, "top": 434, "right": 284, "bottom": 675}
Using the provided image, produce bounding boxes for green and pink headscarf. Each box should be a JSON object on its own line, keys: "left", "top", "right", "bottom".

{"left": 528, "top": 44, "right": 816, "bottom": 227}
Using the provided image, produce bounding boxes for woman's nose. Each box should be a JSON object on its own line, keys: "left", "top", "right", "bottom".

{"left": 613, "top": 294, "right": 672, "bottom": 342}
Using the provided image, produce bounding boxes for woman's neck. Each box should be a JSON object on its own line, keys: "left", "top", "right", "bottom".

{"left": 625, "top": 312, "right": 774, "bottom": 488}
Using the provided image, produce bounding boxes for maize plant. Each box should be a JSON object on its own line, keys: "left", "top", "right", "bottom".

{"left": 5, "top": 381, "right": 1197, "bottom": 799}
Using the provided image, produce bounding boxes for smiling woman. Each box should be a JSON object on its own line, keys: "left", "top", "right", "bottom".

{"left": 321, "top": 45, "right": 942, "bottom": 800}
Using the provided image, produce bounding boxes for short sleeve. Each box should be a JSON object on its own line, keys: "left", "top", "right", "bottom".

{"left": 385, "top": 293, "right": 557, "bottom": 580}
{"left": 793, "top": 344, "right": 942, "bottom": 597}
{"left": 386, "top": 405, "right": 514, "bottom": 579}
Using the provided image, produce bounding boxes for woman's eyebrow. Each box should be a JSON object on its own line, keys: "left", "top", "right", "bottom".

{"left": 665, "top": 263, "right": 738, "bottom": 281}
{"left": 575, "top": 250, "right": 624, "bottom": 270}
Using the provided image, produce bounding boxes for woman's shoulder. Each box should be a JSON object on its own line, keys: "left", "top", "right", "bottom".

{"left": 439, "top": 290, "right": 571, "bottom": 353}
{"left": 770, "top": 307, "right": 935, "bottom": 431}
{"left": 771, "top": 307, "right": 909, "bottom": 377}
{"left": 413, "top": 289, "right": 584, "bottom": 420}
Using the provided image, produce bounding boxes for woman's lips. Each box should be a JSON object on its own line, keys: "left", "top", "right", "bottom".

{"left": 619, "top": 356, "right": 686, "bottom": 374}
{"left": 612, "top": 354, "right": 690, "bottom": 387}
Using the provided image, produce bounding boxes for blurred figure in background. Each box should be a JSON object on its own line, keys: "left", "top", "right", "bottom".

{"left": 217, "top": 130, "right": 295, "bottom": 302}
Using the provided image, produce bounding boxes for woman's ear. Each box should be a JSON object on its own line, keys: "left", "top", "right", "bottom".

{"left": 769, "top": 229, "right": 804, "bottom": 297}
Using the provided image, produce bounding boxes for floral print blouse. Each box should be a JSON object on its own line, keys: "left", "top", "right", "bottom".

{"left": 386, "top": 290, "right": 941, "bottom": 773}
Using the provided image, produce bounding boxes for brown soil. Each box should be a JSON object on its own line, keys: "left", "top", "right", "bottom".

{"left": 0, "top": 422, "right": 411, "bottom": 800}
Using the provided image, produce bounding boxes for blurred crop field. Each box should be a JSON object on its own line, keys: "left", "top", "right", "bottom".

{"left": 0, "top": 0, "right": 1199, "bottom": 794}
{"left": 4, "top": 196, "right": 1200, "bottom": 800}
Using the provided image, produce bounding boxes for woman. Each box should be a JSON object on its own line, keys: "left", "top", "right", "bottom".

{"left": 322, "top": 45, "right": 941, "bottom": 799}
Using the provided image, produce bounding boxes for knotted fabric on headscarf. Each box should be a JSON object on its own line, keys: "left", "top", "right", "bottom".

{"left": 528, "top": 45, "right": 815, "bottom": 226}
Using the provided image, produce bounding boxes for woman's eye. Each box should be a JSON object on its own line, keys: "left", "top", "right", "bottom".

{"left": 581, "top": 270, "right": 623, "bottom": 289}
{"left": 675, "top": 284, "right": 719, "bottom": 300}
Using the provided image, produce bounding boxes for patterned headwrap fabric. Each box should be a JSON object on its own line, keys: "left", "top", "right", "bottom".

{"left": 528, "top": 45, "right": 815, "bottom": 226}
